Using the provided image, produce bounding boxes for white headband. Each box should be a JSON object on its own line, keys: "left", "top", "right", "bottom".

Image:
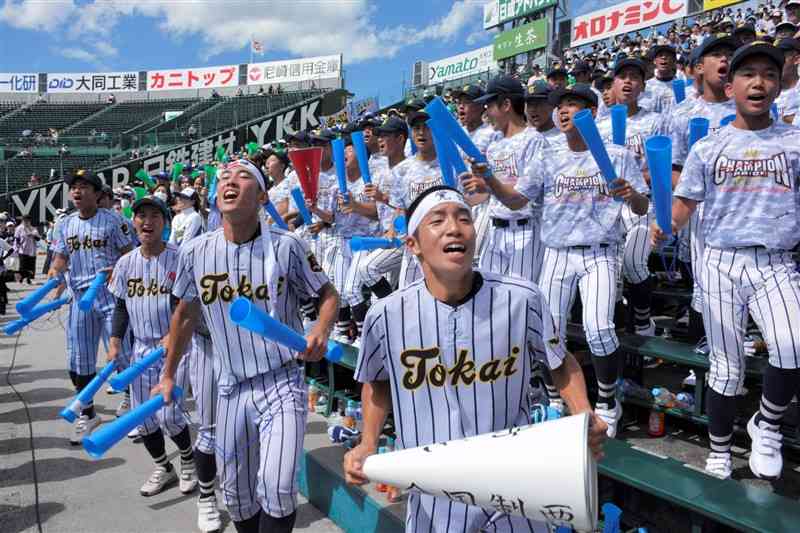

{"left": 407, "top": 188, "right": 470, "bottom": 236}
{"left": 220, "top": 159, "right": 280, "bottom": 317}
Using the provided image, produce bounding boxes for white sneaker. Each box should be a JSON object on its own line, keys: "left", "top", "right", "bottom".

{"left": 747, "top": 414, "right": 783, "bottom": 480}
{"left": 127, "top": 427, "right": 141, "bottom": 439}
{"left": 197, "top": 496, "right": 222, "bottom": 532}
{"left": 116, "top": 394, "right": 131, "bottom": 417}
{"left": 140, "top": 465, "right": 178, "bottom": 496}
{"left": 70, "top": 415, "right": 100, "bottom": 445}
{"left": 694, "top": 337, "right": 709, "bottom": 355}
{"left": 106, "top": 384, "right": 120, "bottom": 395}
{"left": 595, "top": 403, "right": 622, "bottom": 438}
{"left": 682, "top": 370, "right": 696, "bottom": 388}
{"left": 705, "top": 452, "right": 733, "bottom": 479}
{"left": 180, "top": 460, "right": 198, "bottom": 494}
{"left": 635, "top": 319, "right": 656, "bottom": 337}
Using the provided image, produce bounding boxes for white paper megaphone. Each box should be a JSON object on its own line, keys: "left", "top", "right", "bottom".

{"left": 362, "top": 413, "right": 597, "bottom": 532}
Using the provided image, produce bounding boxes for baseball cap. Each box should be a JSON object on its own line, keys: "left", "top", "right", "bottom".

{"left": 547, "top": 66, "right": 568, "bottom": 79}
{"left": 649, "top": 44, "right": 677, "bottom": 59}
{"left": 775, "top": 21, "right": 798, "bottom": 34}
{"left": 696, "top": 34, "right": 740, "bottom": 59}
{"left": 358, "top": 114, "right": 382, "bottom": 129}
{"left": 570, "top": 61, "right": 591, "bottom": 74}
{"left": 101, "top": 184, "right": 113, "bottom": 197}
{"left": 155, "top": 171, "right": 170, "bottom": 181}
{"left": 65, "top": 169, "right": 103, "bottom": 190}
{"left": 614, "top": 58, "right": 648, "bottom": 79}
{"left": 788, "top": 0, "right": 800, "bottom": 6}
{"left": 286, "top": 130, "right": 312, "bottom": 144}
{"left": 524, "top": 80, "right": 552, "bottom": 101}
{"left": 733, "top": 24, "right": 756, "bottom": 37}
{"left": 777, "top": 37, "right": 800, "bottom": 53}
{"left": 132, "top": 196, "right": 171, "bottom": 221}
{"left": 309, "top": 128, "right": 336, "bottom": 144}
{"left": 451, "top": 84, "right": 485, "bottom": 100}
{"left": 406, "top": 110, "right": 431, "bottom": 127}
{"left": 729, "top": 41, "right": 784, "bottom": 77}
{"left": 548, "top": 83, "right": 598, "bottom": 107}
{"left": 175, "top": 187, "right": 197, "bottom": 200}
{"left": 400, "top": 97, "right": 426, "bottom": 113}
{"left": 375, "top": 116, "right": 408, "bottom": 135}
{"left": 473, "top": 74, "right": 524, "bottom": 103}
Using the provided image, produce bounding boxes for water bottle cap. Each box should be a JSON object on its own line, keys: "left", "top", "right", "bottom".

{"left": 651, "top": 387, "right": 661, "bottom": 395}
{"left": 308, "top": 379, "right": 316, "bottom": 386}
{"left": 347, "top": 399, "right": 356, "bottom": 408}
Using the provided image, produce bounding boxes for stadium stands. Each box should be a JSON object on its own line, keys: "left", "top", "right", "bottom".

{"left": 4, "top": 154, "right": 111, "bottom": 186}
{"left": 0, "top": 101, "right": 107, "bottom": 138}
{"left": 0, "top": 101, "right": 20, "bottom": 119}
{"left": 66, "top": 98, "right": 201, "bottom": 136}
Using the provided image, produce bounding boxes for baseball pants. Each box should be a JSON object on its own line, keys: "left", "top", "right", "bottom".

{"left": 472, "top": 201, "right": 492, "bottom": 265}
{"left": 188, "top": 333, "right": 219, "bottom": 455}
{"left": 620, "top": 207, "right": 653, "bottom": 285}
{"left": 539, "top": 245, "right": 621, "bottom": 357}
{"left": 399, "top": 249, "right": 423, "bottom": 289}
{"left": 345, "top": 246, "right": 402, "bottom": 307}
{"left": 689, "top": 209, "right": 705, "bottom": 313}
{"left": 478, "top": 220, "right": 544, "bottom": 284}
{"left": 130, "top": 340, "right": 190, "bottom": 437}
{"left": 701, "top": 246, "right": 800, "bottom": 397}
{"left": 215, "top": 363, "right": 307, "bottom": 522}
{"left": 67, "top": 285, "right": 130, "bottom": 375}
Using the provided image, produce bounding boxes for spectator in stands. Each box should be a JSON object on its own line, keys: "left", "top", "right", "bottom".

{"left": 211, "top": 88, "right": 220, "bottom": 99}
{"left": 193, "top": 175, "right": 205, "bottom": 192}
{"left": 257, "top": 86, "right": 265, "bottom": 96}
{"left": 236, "top": 87, "right": 244, "bottom": 97}
{"left": 28, "top": 174, "right": 40, "bottom": 188}
{"left": 187, "top": 123, "right": 197, "bottom": 140}
{"left": 546, "top": 66, "right": 568, "bottom": 89}
{"left": 153, "top": 182, "right": 172, "bottom": 207}
{"left": 734, "top": 24, "right": 758, "bottom": 45}
{"left": 13, "top": 215, "right": 39, "bottom": 285}
{"left": 787, "top": 0, "right": 800, "bottom": 26}
{"left": 268, "top": 85, "right": 274, "bottom": 95}
{"left": 107, "top": 93, "right": 115, "bottom": 104}
{"left": 775, "top": 21, "right": 798, "bottom": 39}
{"left": 571, "top": 62, "right": 592, "bottom": 84}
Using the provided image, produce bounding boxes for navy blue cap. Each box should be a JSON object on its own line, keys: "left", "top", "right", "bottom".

{"left": 696, "top": 34, "right": 740, "bottom": 59}
{"left": 524, "top": 80, "right": 552, "bottom": 101}
{"left": 571, "top": 61, "right": 591, "bottom": 74}
{"left": 155, "top": 171, "right": 170, "bottom": 181}
{"left": 473, "top": 74, "right": 525, "bottom": 103}
{"left": 614, "top": 58, "right": 648, "bottom": 79}
{"left": 733, "top": 24, "right": 756, "bottom": 37}
{"left": 406, "top": 110, "right": 430, "bottom": 126}
{"left": 358, "top": 114, "right": 382, "bottom": 129}
{"left": 548, "top": 83, "right": 598, "bottom": 107}
{"left": 65, "top": 169, "right": 103, "bottom": 190}
{"left": 729, "top": 41, "right": 784, "bottom": 77}
{"left": 132, "top": 196, "right": 171, "bottom": 221}
{"left": 451, "top": 84, "right": 485, "bottom": 100}
{"left": 547, "top": 67, "right": 568, "bottom": 78}
{"left": 649, "top": 44, "right": 677, "bottom": 60}
{"left": 375, "top": 116, "right": 408, "bottom": 135}
{"left": 777, "top": 38, "right": 800, "bottom": 53}
{"left": 310, "top": 128, "right": 336, "bottom": 143}
{"left": 287, "top": 130, "right": 312, "bottom": 144}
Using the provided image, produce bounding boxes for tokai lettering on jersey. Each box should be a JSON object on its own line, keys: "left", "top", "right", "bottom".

{"left": 713, "top": 151, "right": 791, "bottom": 189}
{"left": 400, "top": 346, "right": 519, "bottom": 390}
{"left": 127, "top": 276, "right": 174, "bottom": 297}
{"left": 199, "top": 273, "right": 286, "bottom": 305}
{"left": 66, "top": 235, "right": 109, "bottom": 252}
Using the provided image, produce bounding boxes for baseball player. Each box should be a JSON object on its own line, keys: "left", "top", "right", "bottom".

{"left": 655, "top": 42, "right": 800, "bottom": 480}
{"left": 640, "top": 45, "right": 679, "bottom": 114}
{"left": 464, "top": 84, "right": 650, "bottom": 438}
{"left": 170, "top": 187, "right": 205, "bottom": 248}
{"left": 470, "top": 75, "right": 549, "bottom": 284}
{"left": 597, "top": 58, "right": 668, "bottom": 336}
{"left": 47, "top": 170, "right": 134, "bottom": 444}
{"left": 775, "top": 38, "right": 800, "bottom": 123}
{"left": 525, "top": 80, "right": 564, "bottom": 149}
{"left": 309, "top": 138, "right": 379, "bottom": 341}
{"left": 264, "top": 149, "right": 294, "bottom": 220}
{"left": 344, "top": 185, "right": 607, "bottom": 532}
{"left": 346, "top": 117, "right": 409, "bottom": 337}
{"left": 106, "top": 197, "right": 199, "bottom": 499}
{"left": 668, "top": 34, "right": 739, "bottom": 348}
{"left": 157, "top": 158, "right": 338, "bottom": 533}
{"left": 387, "top": 110, "right": 447, "bottom": 288}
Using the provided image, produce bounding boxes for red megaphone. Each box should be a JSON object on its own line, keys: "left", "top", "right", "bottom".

{"left": 288, "top": 147, "right": 323, "bottom": 202}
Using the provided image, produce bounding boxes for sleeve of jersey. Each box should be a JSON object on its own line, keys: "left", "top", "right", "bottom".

{"left": 673, "top": 147, "right": 706, "bottom": 201}
{"left": 387, "top": 167, "right": 405, "bottom": 209}
{"left": 172, "top": 243, "right": 199, "bottom": 301}
{"left": 52, "top": 220, "right": 67, "bottom": 256}
{"left": 111, "top": 214, "right": 135, "bottom": 250}
{"left": 108, "top": 255, "right": 128, "bottom": 299}
{"left": 527, "top": 293, "right": 566, "bottom": 370}
{"left": 514, "top": 149, "right": 545, "bottom": 202}
{"left": 354, "top": 304, "right": 389, "bottom": 382}
{"left": 184, "top": 214, "right": 204, "bottom": 243}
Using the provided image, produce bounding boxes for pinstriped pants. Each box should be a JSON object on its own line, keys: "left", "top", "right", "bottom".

{"left": 346, "top": 246, "right": 403, "bottom": 307}
{"left": 188, "top": 334, "right": 219, "bottom": 455}
{"left": 539, "top": 245, "right": 621, "bottom": 357}
{"left": 129, "top": 340, "right": 189, "bottom": 437}
{"left": 478, "top": 221, "right": 544, "bottom": 284}
{"left": 216, "top": 364, "right": 307, "bottom": 522}
{"left": 701, "top": 247, "right": 800, "bottom": 397}
{"left": 689, "top": 209, "right": 705, "bottom": 313}
{"left": 620, "top": 206, "right": 653, "bottom": 285}
{"left": 66, "top": 284, "right": 130, "bottom": 375}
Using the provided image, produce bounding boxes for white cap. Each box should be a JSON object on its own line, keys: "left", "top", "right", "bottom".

{"left": 6, "top": 221, "right": 14, "bottom": 227}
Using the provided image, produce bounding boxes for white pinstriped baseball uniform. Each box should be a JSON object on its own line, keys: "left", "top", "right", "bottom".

{"left": 355, "top": 271, "right": 564, "bottom": 533}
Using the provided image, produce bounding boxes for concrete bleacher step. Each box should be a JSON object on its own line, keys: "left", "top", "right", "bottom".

{"left": 60, "top": 102, "right": 119, "bottom": 136}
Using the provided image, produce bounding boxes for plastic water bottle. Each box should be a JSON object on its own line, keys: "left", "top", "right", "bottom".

{"left": 651, "top": 387, "right": 676, "bottom": 408}
{"left": 619, "top": 379, "right": 653, "bottom": 401}
{"left": 315, "top": 393, "right": 328, "bottom": 414}
{"left": 355, "top": 401, "right": 363, "bottom": 432}
{"left": 307, "top": 379, "right": 319, "bottom": 412}
{"left": 676, "top": 392, "right": 694, "bottom": 411}
{"left": 344, "top": 399, "right": 358, "bottom": 430}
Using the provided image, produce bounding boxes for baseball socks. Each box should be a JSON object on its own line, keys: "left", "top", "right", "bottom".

{"left": 68, "top": 372, "right": 100, "bottom": 445}
{"left": 169, "top": 426, "right": 197, "bottom": 494}
{"left": 748, "top": 367, "right": 800, "bottom": 480}
{"left": 706, "top": 389, "right": 735, "bottom": 479}
{"left": 335, "top": 306, "right": 353, "bottom": 341}
{"left": 351, "top": 300, "right": 369, "bottom": 338}
{"left": 368, "top": 277, "right": 393, "bottom": 299}
{"left": 542, "top": 369, "right": 564, "bottom": 414}
{"left": 629, "top": 277, "right": 655, "bottom": 336}
{"left": 592, "top": 352, "right": 622, "bottom": 438}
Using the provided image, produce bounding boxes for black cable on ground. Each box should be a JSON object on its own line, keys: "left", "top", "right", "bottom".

{"left": 3, "top": 331, "right": 43, "bottom": 533}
